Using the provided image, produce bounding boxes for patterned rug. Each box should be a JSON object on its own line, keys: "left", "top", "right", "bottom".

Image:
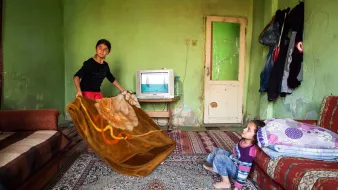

{"left": 44, "top": 126, "right": 259, "bottom": 190}
{"left": 168, "top": 130, "right": 242, "bottom": 154}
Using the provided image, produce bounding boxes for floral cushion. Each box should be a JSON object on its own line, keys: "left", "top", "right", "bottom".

{"left": 257, "top": 118, "right": 338, "bottom": 149}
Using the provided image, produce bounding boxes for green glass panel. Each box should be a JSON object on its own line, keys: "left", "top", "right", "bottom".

{"left": 211, "top": 22, "right": 240, "bottom": 81}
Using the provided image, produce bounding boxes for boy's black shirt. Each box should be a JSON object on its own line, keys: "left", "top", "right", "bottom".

{"left": 74, "top": 58, "right": 116, "bottom": 92}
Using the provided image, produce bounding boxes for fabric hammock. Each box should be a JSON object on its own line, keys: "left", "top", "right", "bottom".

{"left": 66, "top": 92, "right": 176, "bottom": 177}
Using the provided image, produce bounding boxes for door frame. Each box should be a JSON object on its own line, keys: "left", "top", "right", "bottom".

{"left": 203, "top": 16, "right": 247, "bottom": 124}
{"left": 0, "top": 0, "right": 3, "bottom": 107}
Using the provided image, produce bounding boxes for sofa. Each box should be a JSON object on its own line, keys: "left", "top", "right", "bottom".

{"left": 0, "top": 109, "right": 69, "bottom": 190}
{"left": 249, "top": 96, "right": 338, "bottom": 189}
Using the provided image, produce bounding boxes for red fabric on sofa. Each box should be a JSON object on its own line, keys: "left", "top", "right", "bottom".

{"left": 249, "top": 163, "right": 284, "bottom": 190}
{"left": 318, "top": 96, "right": 338, "bottom": 133}
{"left": 0, "top": 109, "right": 60, "bottom": 132}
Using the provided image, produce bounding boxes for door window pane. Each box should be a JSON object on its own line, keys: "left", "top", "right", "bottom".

{"left": 211, "top": 22, "right": 240, "bottom": 81}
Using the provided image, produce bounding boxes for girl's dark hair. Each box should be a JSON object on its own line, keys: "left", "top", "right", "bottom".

{"left": 96, "top": 39, "right": 111, "bottom": 52}
{"left": 250, "top": 120, "right": 266, "bottom": 142}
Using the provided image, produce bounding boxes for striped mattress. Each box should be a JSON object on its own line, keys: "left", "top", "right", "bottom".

{"left": 0, "top": 130, "right": 68, "bottom": 189}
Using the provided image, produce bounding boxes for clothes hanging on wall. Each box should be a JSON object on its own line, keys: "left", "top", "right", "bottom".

{"left": 258, "top": 2, "right": 304, "bottom": 101}
{"left": 267, "top": 22, "right": 290, "bottom": 101}
{"left": 258, "top": 9, "right": 288, "bottom": 93}
{"left": 267, "top": 9, "right": 290, "bottom": 101}
{"left": 281, "top": 31, "right": 297, "bottom": 95}
{"left": 281, "top": 2, "right": 304, "bottom": 97}
{"left": 286, "top": 2, "right": 304, "bottom": 90}
{"left": 258, "top": 16, "right": 280, "bottom": 93}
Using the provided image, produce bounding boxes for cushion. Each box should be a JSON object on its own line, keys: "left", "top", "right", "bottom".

{"left": 257, "top": 118, "right": 338, "bottom": 149}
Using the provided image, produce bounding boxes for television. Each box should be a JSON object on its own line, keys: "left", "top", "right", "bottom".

{"left": 136, "top": 69, "right": 174, "bottom": 99}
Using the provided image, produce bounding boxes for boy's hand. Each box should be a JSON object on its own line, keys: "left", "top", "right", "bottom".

{"left": 76, "top": 90, "right": 83, "bottom": 97}
{"left": 119, "top": 88, "right": 126, "bottom": 93}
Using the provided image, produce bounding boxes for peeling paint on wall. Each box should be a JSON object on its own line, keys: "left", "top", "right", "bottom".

{"left": 305, "top": 110, "right": 318, "bottom": 120}
{"left": 2, "top": 72, "right": 51, "bottom": 111}
{"left": 282, "top": 97, "right": 306, "bottom": 118}
{"left": 171, "top": 105, "right": 199, "bottom": 126}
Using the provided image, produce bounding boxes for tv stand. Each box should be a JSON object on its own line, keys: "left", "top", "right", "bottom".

{"left": 137, "top": 97, "right": 180, "bottom": 130}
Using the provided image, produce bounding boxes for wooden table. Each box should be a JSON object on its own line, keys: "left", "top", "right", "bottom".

{"left": 138, "top": 97, "right": 180, "bottom": 129}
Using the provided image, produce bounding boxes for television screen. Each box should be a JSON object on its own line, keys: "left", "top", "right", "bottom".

{"left": 141, "top": 72, "right": 169, "bottom": 93}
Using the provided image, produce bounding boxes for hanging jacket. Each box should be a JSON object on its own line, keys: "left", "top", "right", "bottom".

{"left": 287, "top": 2, "right": 304, "bottom": 89}
{"left": 281, "top": 31, "right": 297, "bottom": 96}
{"left": 258, "top": 17, "right": 280, "bottom": 93}
{"left": 267, "top": 9, "right": 291, "bottom": 101}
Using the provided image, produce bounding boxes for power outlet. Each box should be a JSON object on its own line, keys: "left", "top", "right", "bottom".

{"left": 192, "top": 40, "right": 197, "bottom": 46}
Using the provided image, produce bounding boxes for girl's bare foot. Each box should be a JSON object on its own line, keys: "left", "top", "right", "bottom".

{"left": 203, "top": 160, "right": 212, "bottom": 167}
{"left": 213, "top": 181, "right": 231, "bottom": 189}
{"left": 202, "top": 164, "right": 214, "bottom": 173}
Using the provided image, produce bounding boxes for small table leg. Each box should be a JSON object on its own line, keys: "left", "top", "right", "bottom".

{"left": 168, "top": 102, "right": 173, "bottom": 131}
{"left": 137, "top": 98, "right": 180, "bottom": 131}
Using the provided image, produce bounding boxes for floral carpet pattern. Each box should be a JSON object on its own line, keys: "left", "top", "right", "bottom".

{"left": 45, "top": 127, "right": 259, "bottom": 190}
{"left": 48, "top": 153, "right": 258, "bottom": 190}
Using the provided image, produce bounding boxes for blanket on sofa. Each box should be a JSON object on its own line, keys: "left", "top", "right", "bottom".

{"left": 257, "top": 118, "right": 338, "bottom": 161}
{"left": 66, "top": 93, "right": 176, "bottom": 177}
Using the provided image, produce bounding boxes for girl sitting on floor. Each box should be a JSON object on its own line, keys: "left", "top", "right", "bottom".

{"left": 203, "top": 120, "right": 265, "bottom": 189}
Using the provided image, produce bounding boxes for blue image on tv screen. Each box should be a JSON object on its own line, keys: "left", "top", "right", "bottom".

{"left": 141, "top": 72, "right": 169, "bottom": 93}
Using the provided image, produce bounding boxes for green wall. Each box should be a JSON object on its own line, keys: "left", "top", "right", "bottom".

{"left": 63, "top": 0, "right": 254, "bottom": 126}
{"left": 245, "top": 0, "right": 266, "bottom": 121}
{"left": 259, "top": 0, "right": 278, "bottom": 119}
{"left": 8, "top": 0, "right": 323, "bottom": 124}
{"left": 2, "top": 0, "right": 65, "bottom": 117}
{"left": 259, "top": 0, "right": 338, "bottom": 120}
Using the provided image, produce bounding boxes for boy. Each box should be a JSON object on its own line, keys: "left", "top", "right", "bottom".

{"left": 73, "top": 39, "right": 126, "bottom": 100}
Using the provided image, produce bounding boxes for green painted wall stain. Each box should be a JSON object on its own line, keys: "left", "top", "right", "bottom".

{"left": 2, "top": 0, "right": 65, "bottom": 118}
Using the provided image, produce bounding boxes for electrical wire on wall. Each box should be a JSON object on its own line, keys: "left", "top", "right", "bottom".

{"left": 182, "top": 41, "right": 190, "bottom": 84}
{"left": 170, "top": 42, "right": 190, "bottom": 129}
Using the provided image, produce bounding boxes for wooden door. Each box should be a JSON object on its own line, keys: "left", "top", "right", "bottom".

{"left": 204, "top": 16, "right": 247, "bottom": 124}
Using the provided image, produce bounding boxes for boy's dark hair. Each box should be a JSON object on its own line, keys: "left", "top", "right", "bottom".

{"left": 96, "top": 39, "right": 111, "bottom": 52}
{"left": 251, "top": 120, "right": 266, "bottom": 142}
